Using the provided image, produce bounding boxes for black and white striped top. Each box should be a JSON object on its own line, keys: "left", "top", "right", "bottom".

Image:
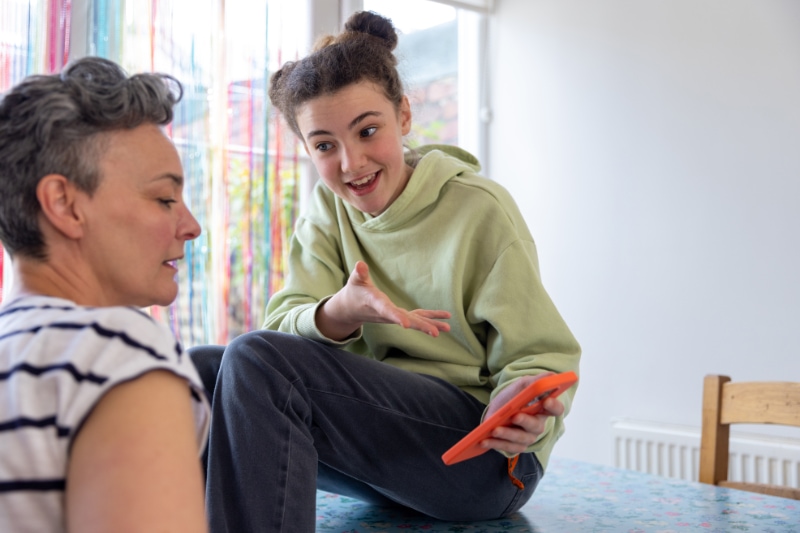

{"left": 0, "top": 295, "right": 210, "bottom": 532}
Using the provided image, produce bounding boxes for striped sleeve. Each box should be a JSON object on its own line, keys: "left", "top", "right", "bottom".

{"left": 0, "top": 296, "right": 210, "bottom": 531}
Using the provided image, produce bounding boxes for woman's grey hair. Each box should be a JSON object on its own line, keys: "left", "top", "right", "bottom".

{"left": 0, "top": 56, "right": 183, "bottom": 260}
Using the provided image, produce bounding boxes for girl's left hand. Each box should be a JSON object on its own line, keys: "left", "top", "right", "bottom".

{"left": 317, "top": 261, "right": 451, "bottom": 340}
{"left": 479, "top": 373, "right": 565, "bottom": 455}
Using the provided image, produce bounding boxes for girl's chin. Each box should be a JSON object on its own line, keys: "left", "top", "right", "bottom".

{"left": 347, "top": 193, "right": 390, "bottom": 215}
{"left": 357, "top": 202, "right": 388, "bottom": 216}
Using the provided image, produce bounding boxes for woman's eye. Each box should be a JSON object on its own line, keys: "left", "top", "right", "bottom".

{"left": 316, "top": 142, "right": 334, "bottom": 152}
{"left": 360, "top": 126, "right": 377, "bottom": 138}
{"left": 159, "top": 198, "right": 176, "bottom": 207}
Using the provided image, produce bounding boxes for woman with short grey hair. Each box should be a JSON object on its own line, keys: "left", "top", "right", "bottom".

{"left": 0, "top": 56, "right": 210, "bottom": 532}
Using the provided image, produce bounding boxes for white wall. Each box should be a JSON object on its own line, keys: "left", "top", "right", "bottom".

{"left": 488, "top": 0, "right": 800, "bottom": 466}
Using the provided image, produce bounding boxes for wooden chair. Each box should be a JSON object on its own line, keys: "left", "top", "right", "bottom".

{"left": 699, "top": 374, "right": 800, "bottom": 500}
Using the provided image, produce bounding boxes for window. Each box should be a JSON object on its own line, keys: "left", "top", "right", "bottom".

{"left": 361, "top": 0, "right": 488, "bottom": 162}
{"left": 0, "top": 0, "right": 490, "bottom": 346}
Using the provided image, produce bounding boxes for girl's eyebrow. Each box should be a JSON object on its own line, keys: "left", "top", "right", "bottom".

{"left": 306, "top": 111, "right": 383, "bottom": 139}
{"left": 348, "top": 111, "right": 382, "bottom": 130}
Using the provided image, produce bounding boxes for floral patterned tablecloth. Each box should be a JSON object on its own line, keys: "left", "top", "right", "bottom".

{"left": 315, "top": 456, "right": 800, "bottom": 532}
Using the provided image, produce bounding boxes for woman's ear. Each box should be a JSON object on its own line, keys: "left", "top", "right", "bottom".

{"left": 36, "top": 174, "right": 84, "bottom": 240}
{"left": 400, "top": 95, "right": 412, "bottom": 136}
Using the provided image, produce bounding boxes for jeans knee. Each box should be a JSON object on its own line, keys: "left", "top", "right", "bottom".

{"left": 228, "top": 330, "right": 323, "bottom": 369}
{"left": 188, "top": 344, "right": 225, "bottom": 400}
{"left": 189, "top": 345, "right": 223, "bottom": 372}
{"left": 221, "top": 331, "right": 334, "bottom": 397}
{"left": 220, "top": 330, "right": 300, "bottom": 384}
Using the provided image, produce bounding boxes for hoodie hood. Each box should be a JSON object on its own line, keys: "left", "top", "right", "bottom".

{"left": 411, "top": 144, "right": 481, "bottom": 173}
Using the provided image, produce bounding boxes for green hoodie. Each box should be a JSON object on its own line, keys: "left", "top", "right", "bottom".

{"left": 264, "top": 145, "right": 580, "bottom": 468}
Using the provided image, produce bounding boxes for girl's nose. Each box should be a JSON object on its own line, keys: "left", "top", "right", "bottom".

{"left": 340, "top": 143, "right": 366, "bottom": 174}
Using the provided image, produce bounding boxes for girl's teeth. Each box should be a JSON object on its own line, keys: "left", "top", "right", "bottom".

{"left": 352, "top": 173, "right": 375, "bottom": 186}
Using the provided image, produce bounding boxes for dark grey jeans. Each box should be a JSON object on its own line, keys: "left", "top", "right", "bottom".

{"left": 189, "top": 330, "right": 542, "bottom": 533}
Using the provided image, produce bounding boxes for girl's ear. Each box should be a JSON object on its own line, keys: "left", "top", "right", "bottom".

{"left": 36, "top": 174, "right": 84, "bottom": 240}
{"left": 399, "top": 95, "right": 412, "bottom": 136}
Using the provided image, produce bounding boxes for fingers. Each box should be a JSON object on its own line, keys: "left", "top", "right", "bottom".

{"left": 484, "top": 373, "right": 558, "bottom": 419}
{"left": 479, "top": 437, "right": 532, "bottom": 455}
{"left": 481, "top": 419, "right": 542, "bottom": 454}
{"left": 350, "top": 261, "right": 371, "bottom": 285}
{"left": 483, "top": 376, "right": 533, "bottom": 418}
{"left": 481, "top": 424, "right": 540, "bottom": 454}
{"left": 346, "top": 262, "right": 451, "bottom": 336}
{"left": 482, "top": 397, "right": 565, "bottom": 454}
{"left": 401, "top": 313, "right": 449, "bottom": 337}
{"left": 407, "top": 309, "right": 451, "bottom": 336}
{"left": 363, "top": 297, "right": 449, "bottom": 337}
{"left": 412, "top": 309, "right": 452, "bottom": 320}
{"left": 540, "top": 396, "right": 565, "bottom": 417}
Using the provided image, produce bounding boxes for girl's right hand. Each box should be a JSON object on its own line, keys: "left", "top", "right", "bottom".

{"left": 316, "top": 261, "right": 451, "bottom": 341}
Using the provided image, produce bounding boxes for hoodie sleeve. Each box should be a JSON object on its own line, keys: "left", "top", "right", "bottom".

{"left": 464, "top": 185, "right": 581, "bottom": 465}
{"left": 262, "top": 187, "right": 362, "bottom": 345}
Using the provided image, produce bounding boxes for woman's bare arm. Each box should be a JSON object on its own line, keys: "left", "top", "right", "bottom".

{"left": 65, "top": 370, "right": 207, "bottom": 533}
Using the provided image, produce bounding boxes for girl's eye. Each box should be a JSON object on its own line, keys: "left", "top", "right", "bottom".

{"left": 360, "top": 126, "right": 377, "bottom": 138}
{"left": 316, "top": 142, "right": 334, "bottom": 152}
{"left": 159, "top": 198, "right": 177, "bottom": 207}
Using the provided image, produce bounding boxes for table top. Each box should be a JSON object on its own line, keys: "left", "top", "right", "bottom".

{"left": 315, "top": 456, "right": 800, "bottom": 532}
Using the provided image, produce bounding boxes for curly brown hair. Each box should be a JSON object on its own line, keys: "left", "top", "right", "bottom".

{"left": 268, "top": 11, "right": 405, "bottom": 140}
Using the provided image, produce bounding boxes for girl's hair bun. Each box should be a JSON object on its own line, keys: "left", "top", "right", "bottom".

{"left": 344, "top": 11, "right": 398, "bottom": 51}
{"left": 270, "top": 10, "right": 405, "bottom": 139}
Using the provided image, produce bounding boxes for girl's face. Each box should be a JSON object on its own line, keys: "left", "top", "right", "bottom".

{"left": 295, "top": 81, "right": 413, "bottom": 216}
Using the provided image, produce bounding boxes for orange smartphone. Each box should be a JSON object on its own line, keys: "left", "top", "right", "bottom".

{"left": 441, "top": 371, "right": 578, "bottom": 466}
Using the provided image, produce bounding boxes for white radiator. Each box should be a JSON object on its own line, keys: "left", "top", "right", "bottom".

{"left": 611, "top": 418, "right": 800, "bottom": 488}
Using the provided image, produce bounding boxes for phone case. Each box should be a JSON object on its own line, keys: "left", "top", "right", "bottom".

{"left": 441, "top": 371, "right": 578, "bottom": 465}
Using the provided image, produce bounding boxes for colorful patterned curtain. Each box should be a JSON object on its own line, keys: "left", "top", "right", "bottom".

{"left": 0, "top": 0, "right": 72, "bottom": 80}
{"left": 1, "top": 0, "right": 74, "bottom": 303}
{"left": 0, "top": 0, "right": 304, "bottom": 346}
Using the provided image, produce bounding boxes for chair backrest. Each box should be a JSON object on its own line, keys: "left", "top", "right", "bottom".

{"left": 699, "top": 374, "right": 800, "bottom": 500}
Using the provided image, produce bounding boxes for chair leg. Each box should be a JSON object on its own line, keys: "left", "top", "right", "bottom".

{"left": 699, "top": 374, "right": 731, "bottom": 486}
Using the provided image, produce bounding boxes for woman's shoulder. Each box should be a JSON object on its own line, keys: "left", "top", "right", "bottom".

{"left": 1, "top": 294, "right": 155, "bottom": 329}
{"left": 3, "top": 295, "right": 179, "bottom": 362}
{"left": 65, "top": 299, "right": 173, "bottom": 346}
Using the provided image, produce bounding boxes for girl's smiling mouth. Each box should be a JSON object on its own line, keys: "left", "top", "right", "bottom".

{"left": 347, "top": 171, "right": 380, "bottom": 194}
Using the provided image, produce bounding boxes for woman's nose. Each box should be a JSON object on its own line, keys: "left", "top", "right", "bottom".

{"left": 179, "top": 204, "right": 202, "bottom": 241}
